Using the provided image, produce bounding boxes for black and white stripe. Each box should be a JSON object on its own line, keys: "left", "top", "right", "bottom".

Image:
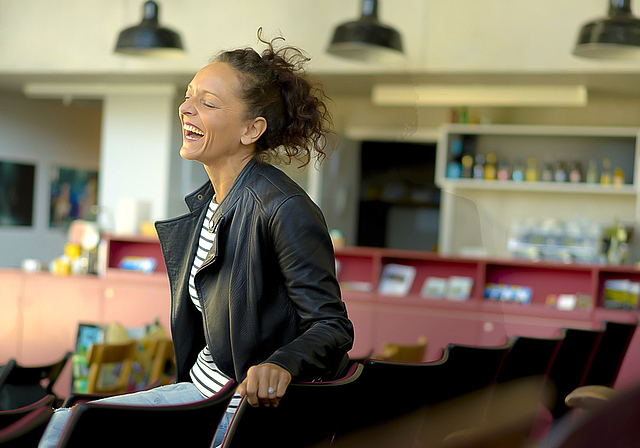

{"left": 189, "top": 198, "right": 241, "bottom": 411}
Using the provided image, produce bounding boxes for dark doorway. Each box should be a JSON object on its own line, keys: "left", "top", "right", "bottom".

{"left": 357, "top": 141, "right": 440, "bottom": 251}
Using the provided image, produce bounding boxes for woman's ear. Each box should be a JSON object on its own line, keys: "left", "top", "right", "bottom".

{"left": 241, "top": 117, "right": 267, "bottom": 146}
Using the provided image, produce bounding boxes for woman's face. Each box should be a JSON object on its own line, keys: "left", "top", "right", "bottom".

{"left": 178, "top": 62, "right": 252, "bottom": 166}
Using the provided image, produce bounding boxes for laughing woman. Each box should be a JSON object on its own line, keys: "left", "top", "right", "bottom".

{"left": 39, "top": 30, "right": 353, "bottom": 448}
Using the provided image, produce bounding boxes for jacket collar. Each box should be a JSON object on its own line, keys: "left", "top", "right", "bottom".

{"left": 184, "top": 157, "right": 260, "bottom": 216}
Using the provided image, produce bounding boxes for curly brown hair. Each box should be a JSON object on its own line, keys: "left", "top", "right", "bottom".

{"left": 212, "top": 29, "right": 335, "bottom": 167}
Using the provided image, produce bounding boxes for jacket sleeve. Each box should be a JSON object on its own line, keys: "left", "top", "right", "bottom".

{"left": 264, "top": 194, "right": 354, "bottom": 380}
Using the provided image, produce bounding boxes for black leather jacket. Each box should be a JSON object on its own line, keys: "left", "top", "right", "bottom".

{"left": 155, "top": 158, "right": 354, "bottom": 383}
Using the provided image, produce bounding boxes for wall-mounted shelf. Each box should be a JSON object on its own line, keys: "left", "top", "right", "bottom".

{"left": 434, "top": 124, "right": 640, "bottom": 258}
{"left": 335, "top": 246, "right": 640, "bottom": 392}
{"left": 440, "top": 179, "right": 637, "bottom": 195}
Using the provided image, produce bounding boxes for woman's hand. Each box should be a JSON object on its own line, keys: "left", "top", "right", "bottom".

{"left": 237, "top": 362, "right": 292, "bottom": 408}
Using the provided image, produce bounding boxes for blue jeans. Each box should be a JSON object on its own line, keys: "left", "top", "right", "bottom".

{"left": 38, "top": 383, "right": 233, "bottom": 448}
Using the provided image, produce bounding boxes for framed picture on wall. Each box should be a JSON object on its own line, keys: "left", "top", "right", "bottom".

{"left": 49, "top": 166, "right": 98, "bottom": 228}
{"left": 0, "top": 160, "right": 35, "bottom": 227}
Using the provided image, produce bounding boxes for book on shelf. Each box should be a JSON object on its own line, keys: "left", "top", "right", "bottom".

{"left": 421, "top": 276, "right": 474, "bottom": 301}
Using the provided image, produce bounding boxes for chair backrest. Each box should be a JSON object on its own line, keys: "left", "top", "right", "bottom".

{"left": 376, "top": 336, "right": 428, "bottom": 363}
{"left": 334, "top": 341, "right": 509, "bottom": 448}
{"left": 0, "top": 401, "right": 54, "bottom": 447}
{"left": 86, "top": 341, "right": 137, "bottom": 394}
{"left": 496, "top": 333, "right": 564, "bottom": 384}
{"left": 547, "top": 326, "right": 605, "bottom": 419}
{"left": 438, "top": 341, "right": 510, "bottom": 403}
{"left": 584, "top": 319, "right": 638, "bottom": 388}
{"left": 0, "top": 394, "right": 55, "bottom": 428}
{"left": 0, "top": 352, "right": 71, "bottom": 410}
{"left": 147, "top": 338, "right": 176, "bottom": 387}
{"left": 221, "top": 363, "right": 364, "bottom": 448}
{"left": 332, "top": 349, "right": 450, "bottom": 448}
{"left": 58, "top": 379, "right": 237, "bottom": 448}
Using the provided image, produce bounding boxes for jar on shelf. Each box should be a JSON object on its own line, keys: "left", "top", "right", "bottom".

{"left": 525, "top": 157, "right": 539, "bottom": 182}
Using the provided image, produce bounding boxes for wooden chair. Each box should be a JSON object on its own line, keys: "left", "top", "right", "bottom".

{"left": 547, "top": 326, "right": 605, "bottom": 419}
{"left": 0, "top": 394, "right": 55, "bottom": 429}
{"left": 564, "top": 384, "right": 620, "bottom": 411}
{"left": 540, "top": 379, "right": 640, "bottom": 448}
{"left": 147, "top": 338, "right": 176, "bottom": 386}
{"left": 0, "top": 401, "right": 54, "bottom": 448}
{"left": 375, "top": 336, "right": 428, "bottom": 362}
{"left": 85, "top": 341, "right": 137, "bottom": 394}
{"left": 0, "top": 352, "right": 72, "bottom": 410}
{"left": 57, "top": 379, "right": 237, "bottom": 448}
{"left": 221, "top": 363, "right": 364, "bottom": 448}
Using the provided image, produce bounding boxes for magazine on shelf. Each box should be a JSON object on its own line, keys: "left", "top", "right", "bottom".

{"left": 378, "top": 264, "right": 416, "bottom": 296}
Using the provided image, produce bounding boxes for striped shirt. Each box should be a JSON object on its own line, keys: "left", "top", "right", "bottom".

{"left": 189, "top": 198, "right": 241, "bottom": 412}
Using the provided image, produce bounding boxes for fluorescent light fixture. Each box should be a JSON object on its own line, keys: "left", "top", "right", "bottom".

{"left": 371, "top": 84, "right": 588, "bottom": 107}
{"left": 23, "top": 83, "right": 177, "bottom": 99}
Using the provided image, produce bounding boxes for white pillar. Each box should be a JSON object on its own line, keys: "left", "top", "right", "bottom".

{"left": 99, "top": 86, "right": 177, "bottom": 230}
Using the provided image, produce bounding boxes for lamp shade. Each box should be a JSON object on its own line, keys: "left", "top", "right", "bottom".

{"left": 115, "top": 1, "right": 184, "bottom": 57}
{"left": 327, "top": 0, "right": 404, "bottom": 63}
{"left": 574, "top": 0, "right": 640, "bottom": 59}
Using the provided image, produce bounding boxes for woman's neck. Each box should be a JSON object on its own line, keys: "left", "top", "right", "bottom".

{"left": 204, "top": 154, "right": 254, "bottom": 203}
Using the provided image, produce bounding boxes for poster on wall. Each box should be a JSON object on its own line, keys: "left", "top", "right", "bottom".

{"left": 49, "top": 166, "right": 98, "bottom": 228}
{"left": 0, "top": 161, "right": 35, "bottom": 227}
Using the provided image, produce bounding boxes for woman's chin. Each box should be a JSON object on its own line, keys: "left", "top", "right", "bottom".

{"left": 179, "top": 145, "right": 199, "bottom": 161}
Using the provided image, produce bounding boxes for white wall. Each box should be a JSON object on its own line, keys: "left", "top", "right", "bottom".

{"left": 0, "top": 94, "right": 101, "bottom": 267}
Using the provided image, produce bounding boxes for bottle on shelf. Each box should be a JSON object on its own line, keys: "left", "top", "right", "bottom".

{"left": 613, "top": 167, "right": 625, "bottom": 187}
{"left": 473, "top": 154, "right": 485, "bottom": 179}
{"left": 541, "top": 157, "right": 554, "bottom": 182}
{"left": 601, "top": 157, "right": 612, "bottom": 185}
{"left": 446, "top": 160, "right": 462, "bottom": 179}
{"left": 554, "top": 160, "right": 568, "bottom": 182}
{"left": 484, "top": 152, "right": 497, "bottom": 180}
{"left": 497, "top": 161, "right": 511, "bottom": 181}
{"left": 525, "top": 157, "right": 539, "bottom": 182}
{"left": 461, "top": 155, "right": 474, "bottom": 178}
{"left": 512, "top": 160, "right": 525, "bottom": 182}
{"left": 569, "top": 161, "right": 583, "bottom": 183}
{"left": 446, "top": 138, "right": 463, "bottom": 178}
{"left": 586, "top": 159, "right": 599, "bottom": 184}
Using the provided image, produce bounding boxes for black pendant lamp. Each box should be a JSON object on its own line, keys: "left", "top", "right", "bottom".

{"left": 327, "top": 0, "right": 404, "bottom": 63}
{"left": 574, "top": 0, "right": 640, "bottom": 59}
{"left": 115, "top": 1, "right": 185, "bottom": 57}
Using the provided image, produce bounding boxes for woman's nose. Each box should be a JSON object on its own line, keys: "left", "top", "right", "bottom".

{"left": 179, "top": 98, "right": 194, "bottom": 115}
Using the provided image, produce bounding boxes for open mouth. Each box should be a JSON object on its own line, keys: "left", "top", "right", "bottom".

{"left": 183, "top": 123, "right": 204, "bottom": 141}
